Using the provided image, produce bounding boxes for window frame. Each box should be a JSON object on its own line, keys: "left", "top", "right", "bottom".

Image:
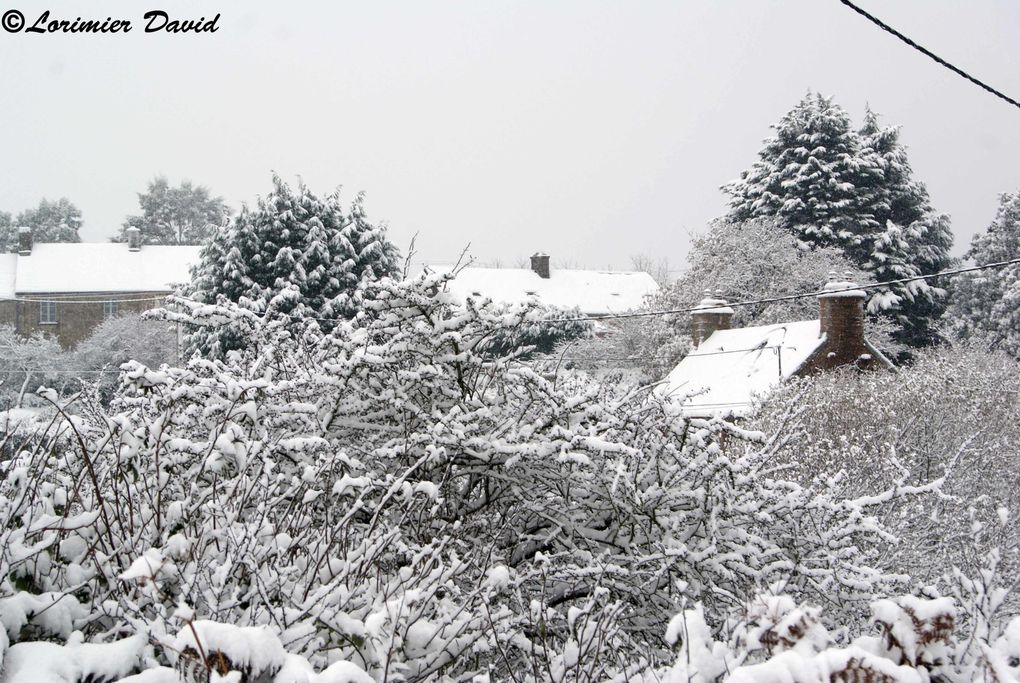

{"left": 39, "top": 300, "right": 58, "bottom": 325}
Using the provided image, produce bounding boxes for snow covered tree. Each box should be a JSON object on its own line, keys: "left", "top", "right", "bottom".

{"left": 484, "top": 302, "right": 593, "bottom": 357}
{"left": 572, "top": 218, "right": 903, "bottom": 383}
{"left": 14, "top": 197, "right": 83, "bottom": 243}
{"left": 723, "top": 93, "right": 952, "bottom": 351}
{"left": 184, "top": 174, "right": 400, "bottom": 358}
{"left": 856, "top": 109, "right": 955, "bottom": 347}
{"left": 0, "top": 211, "right": 13, "bottom": 253}
{"left": 70, "top": 313, "right": 179, "bottom": 401}
{"left": 947, "top": 191, "right": 1020, "bottom": 357}
{"left": 724, "top": 93, "right": 869, "bottom": 251}
{"left": 116, "top": 176, "right": 231, "bottom": 245}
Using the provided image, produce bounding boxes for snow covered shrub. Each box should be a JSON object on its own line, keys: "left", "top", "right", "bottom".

{"left": 70, "top": 313, "right": 179, "bottom": 401}
{"left": 543, "top": 315, "right": 673, "bottom": 386}
{"left": 650, "top": 588, "right": 1019, "bottom": 683}
{"left": 73, "top": 313, "right": 178, "bottom": 371}
{"left": 0, "top": 324, "right": 66, "bottom": 409}
{"left": 482, "top": 301, "right": 593, "bottom": 357}
{"left": 0, "top": 271, "right": 930, "bottom": 681}
{"left": 753, "top": 340, "right": 1020, "bottom": 594}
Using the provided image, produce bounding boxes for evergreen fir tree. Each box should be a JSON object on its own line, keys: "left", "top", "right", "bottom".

{"left": 724, "top": 92, "right": 871, "bottom": 252}
{"left": 856, "top": 109, "right": 954, "bottom": 347}
{"left": 948, "top": 191, "right": 1020, "bottom": 357}
{"left": 724, "top": 93, "right": 954, "bottom": 352}
{"left": 0, "top": 211, "right": 13, "bottom": 253}
{"left": 185, "top": 174, "right": 400, "bottom": 358}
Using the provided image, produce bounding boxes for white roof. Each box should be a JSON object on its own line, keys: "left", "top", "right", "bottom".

{"left": 434, "top": 266, "right": 658, "bottom": 315}
{"left": 12, "top": 243, "right": 201, "bottom": 294}
{"left": 658, "top": 319, "right": 826, "bottom": 418}
{"left": 0, "top": 254, "right": 16, "bottom": 298}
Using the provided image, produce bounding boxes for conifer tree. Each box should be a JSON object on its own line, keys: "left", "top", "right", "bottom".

{"left": 724, "top": 93, "right": 953, "bottom": 351}
{"left": 185, "top": 174, "right": 400, "bottom": 357}
{"left": 724, "top": 93, "right": 869, "bottom": 251}
{"left": 948, "top": 191, "right": 1020, "bottom": 357}
{"left": 0, "top": 211, "right": 13, "bottom": 252}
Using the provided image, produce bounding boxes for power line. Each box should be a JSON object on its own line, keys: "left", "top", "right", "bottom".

{"left": 838, "top": 0, "right": 1020, "bottom": 112}
{"left": 170, "top": 255, "right": 1020, "bottom": 327}
{"left": 0, "top": 369, "right": 121, "bottom": 374}
{"left": 0, "top": 295, "right": 168, "bottom": 305}
{"left": 24, "top": 255, "right": 1011, "bottom": 325}
{"left": 540, "top": 256, "right": 1020, "bottom": 323}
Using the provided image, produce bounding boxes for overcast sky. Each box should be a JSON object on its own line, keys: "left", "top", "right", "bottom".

{"left": 1, "top": 0, "right": 1018, "bottom": 270}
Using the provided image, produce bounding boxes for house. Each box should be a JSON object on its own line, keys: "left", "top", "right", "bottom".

{"left": 432, "top": 253, "right": 659, "bottom": 316}
{"left": 0, "top": 227, "right": 201, "bottom": 349}
{"left": 659, "top": 274, "right": 893, "bottom": 418}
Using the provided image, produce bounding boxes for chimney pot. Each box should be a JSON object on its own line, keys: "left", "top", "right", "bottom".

{"left": 691, "top": 293, "right": 733, "bottom": 348}
{"left": 530, "top": 252, "right": 550, "bottom": 279}
{"left": 126, "top": 226, "right": 141, "bottom": 251}
{"left": 17, "top": 226, "right": 32, "bottom": 255}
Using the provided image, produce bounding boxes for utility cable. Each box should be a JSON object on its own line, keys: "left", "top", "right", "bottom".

{"left": 838, "top": 0, "right": 1020, "bottom": 111}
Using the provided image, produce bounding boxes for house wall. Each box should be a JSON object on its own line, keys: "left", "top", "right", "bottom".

{"left": 0, "top": 301, "right": 15, "bottom": 325}
{"left": 10, "top": 291, "right": 169, "bottom": 349}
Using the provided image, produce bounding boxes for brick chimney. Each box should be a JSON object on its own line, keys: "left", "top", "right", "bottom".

{"left": 691, "top": 290, "right": 733, "bottom": 347}
{"left": 816, "top": 271, "right": 869, "bottom": 367}
{"left": 126, "top": 226, "right": 141, "bottom": 252}
{"left": 530, "top": 252, "right": 550, "bottom": 279}
{"left": 17, "top": 226, "right": 32, "bottom": 255}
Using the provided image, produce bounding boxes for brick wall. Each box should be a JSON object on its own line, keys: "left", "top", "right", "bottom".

{"left": 800, "top": 294, "right": 886, "bottom": 374}
{"left": 692, "top": 310, "right": 733, "bottom": 347}
{"left": 8, "top": 292, "right": 169, "bottom": 349}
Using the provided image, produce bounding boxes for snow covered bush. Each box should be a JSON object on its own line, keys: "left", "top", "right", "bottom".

{"left": 753, "top": 340, "right": 1020, "bottom": 595}
{"left": 0, "top": 271, "right": 950, "bottom": 681}
{"left": 483, "top": 301, "right": 593, "bottom": 357}
{"left": 69, "top": 313, "right": 179, "bottom": 401}
{"left": 73, "top": 313, "right": 178, "bottom": 371}
{"left": 648, "top": 587, "right": 1019, "bottom": 683}
{"left": 0, "top": 324, "right": 66, "bottom": 409}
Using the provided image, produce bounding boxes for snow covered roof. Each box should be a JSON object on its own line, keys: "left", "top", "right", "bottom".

{"left": 433, "top": 265, "right": 658, "bottom": 315}
{"left": 11, "top": 243, "right": 201, "bottom": 294}
{"left": 0, "top": 254, "right": 16, "bottom": 299}
{"left": 658, "top": 319, "right": 826, "bottom": 418}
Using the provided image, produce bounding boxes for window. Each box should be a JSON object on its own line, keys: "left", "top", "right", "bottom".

{"left": 103, "top": 300, "right": 119, "bottom": 319}
{"left": 39, "top": 300, "right": 57, "bottom": 324}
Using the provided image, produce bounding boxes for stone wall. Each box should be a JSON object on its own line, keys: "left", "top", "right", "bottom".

{"left": 7, "top": 292, "right": 169, "bottom": 349}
